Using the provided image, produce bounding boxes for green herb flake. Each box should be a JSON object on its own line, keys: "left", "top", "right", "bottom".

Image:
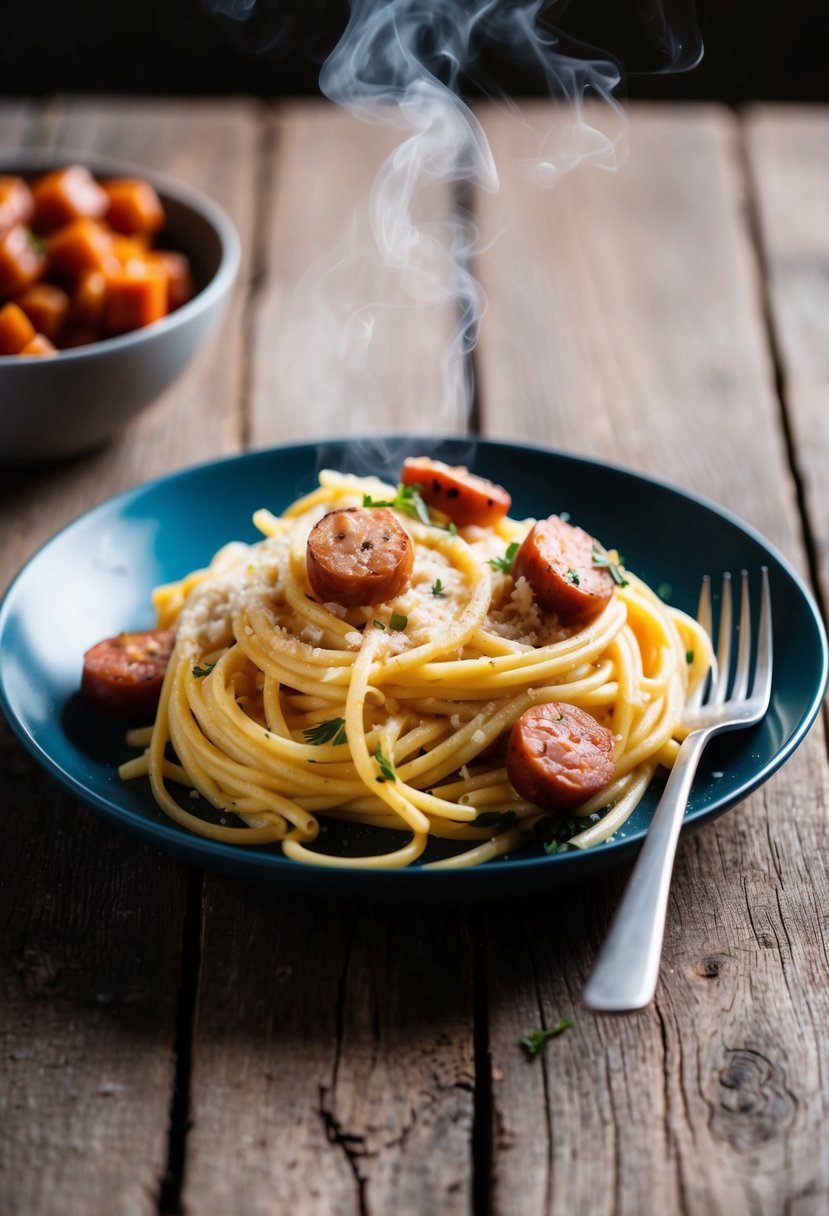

{"left": 303, "top": 718, "right": 348, "bottom": 747}
{"left": 487, "top": 541, "right": 519, "bottom": 575}
{"left": 389, "top": 611, "right": 408, "bottom": 631}
{"left": 544, "top": 839, "right": 571, "bottom": 854}
{"left": 430, "top": 579, "right": 446, "bottom": 597}
{"left": 192, "top": 662, "right": 216, "bottom": 678}
{"left": 686, "top": 650, "right": 695, "bottom": 664}
{"left": 657, "top": 582, "right": 672, "bottom": 601}
{"left": 536, "top": 814, "right": 591, "bottom": 854}
{"left": 591, "top": 545, "right": 629, "bottom": 588}
{"left": 446, "top": 521, "right": 458, "bottom": 536}
{"left": 472, "top": 810, "right": 518, "bottom": 834}
{"left": 363, "top": 482, "right": 431, "bottom": 526}
{"left": 373, "top": 619, "right": 386, "bottom": 630}
{"left": 565, "top": 567, "right": 580, "bottom": 585}
{"left": 520, "top": 1018, "right": 574, "bottom": 1059}
{"left": 374, "top": 745, "right": 397, "bottom": 783}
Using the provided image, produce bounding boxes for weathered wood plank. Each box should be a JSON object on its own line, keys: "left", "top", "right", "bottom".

{"left": 248, "top": 100, "right": 470, "bottom": 445}
{"left": 0, "top": 98, "right": 260, "bottom": 1216}
{"left": 0, "top": 98, "right": 38, "bottom": 146}
{"left": 185, "top": 887, "right": 475, "bottom": 1216}
{"left": 745, "top": 106, "right": 829, "bottom": 609}
{"left": 475, "top": 104, "right": 798, "bottom": 553}
{"left": 0, "top": 769, "right": 187, "bottom": 1216}
{"left": 474, "top": 101, "right": 829, "bottom": 1215}
{"left": 183, "top": 100, "right": 476, "bottom": 1216}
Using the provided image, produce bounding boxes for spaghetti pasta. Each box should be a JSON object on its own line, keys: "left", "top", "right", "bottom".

{"left": 118, "top": 467, "right": 712, "bottom": 868}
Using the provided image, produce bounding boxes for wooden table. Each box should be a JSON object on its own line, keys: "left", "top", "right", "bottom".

{"left": 2, "top": 97, "right": 828, "bottom": 1216}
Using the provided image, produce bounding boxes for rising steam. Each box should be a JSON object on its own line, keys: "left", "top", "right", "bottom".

{"left": 209, "top": 0, "right": 697, "bottom": 429}
{"left": 315, "top": 1, "right": 626, "bottom": 423}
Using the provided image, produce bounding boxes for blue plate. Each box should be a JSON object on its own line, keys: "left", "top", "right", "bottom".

{"left": 1, "top": 437, "right": 826, "bottom": 900}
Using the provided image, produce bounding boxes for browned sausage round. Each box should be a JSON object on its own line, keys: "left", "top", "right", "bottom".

{"left": 506, "top": 702, "right": 615, "bottom": 810}
{"left": 513, "top": 516, "right": 615, "bottom": 624}
{"left": 400, "top": 456, "right": 511, "bottom": 528}
{"left": 306, "top": 507, "right": 414, "bottom": 607}
{"left": 81, "top": 628, "right": 175, "bottom": 720}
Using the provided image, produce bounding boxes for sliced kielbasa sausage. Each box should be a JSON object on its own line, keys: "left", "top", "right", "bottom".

{"left": 506, "top": 702, "right": 615, "bottom": 810}
{"left": 513, "top": 515, "right": 615, "bottom": 624}
{"left": 400, "top": 456, "right": 511, "bottom": 528}
{"left": 306, "top": 507, "right": 414, "bottom": 607}
{"left": 81, "top": 628, "right": 175, "bottom": 720}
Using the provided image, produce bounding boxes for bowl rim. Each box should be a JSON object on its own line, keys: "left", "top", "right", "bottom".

{"left": 0, "top": 148, "right": 241, "bottom": 364}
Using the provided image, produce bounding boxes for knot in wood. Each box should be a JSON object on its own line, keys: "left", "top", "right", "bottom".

{"left": 709, "top": 1047, "right": 795, "bottom": 1150}
{"left": 691, "top": 953, "right": 728, "bottom": 980}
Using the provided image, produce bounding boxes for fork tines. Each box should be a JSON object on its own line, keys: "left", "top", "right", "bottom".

{"left": 695, "top": 567, "right": 772, "bottom": 714}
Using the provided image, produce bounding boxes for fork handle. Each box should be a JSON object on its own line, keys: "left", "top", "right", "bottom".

{"left": 582, "top": 730, "right": 709, "bottom": 1013}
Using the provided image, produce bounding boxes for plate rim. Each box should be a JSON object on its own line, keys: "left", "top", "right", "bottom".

{"left": 2, "top": 435, "right": 827, "bottom": 889}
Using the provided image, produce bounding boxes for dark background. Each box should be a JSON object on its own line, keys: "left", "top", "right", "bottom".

{"left": 2, "top": 0, "right": 827, "bottom": 103}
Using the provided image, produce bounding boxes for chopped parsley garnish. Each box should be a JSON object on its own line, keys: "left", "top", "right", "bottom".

{"left": 565, "top": 567, "right": 580, "bottom": 585}
{"left": 363, "top": 482, "right": 431, "bottom": 526}
{"left": 446, "top": 521, "right": 458, "bottom": 536}
{"left": 192, "top": 662, "right": 216, "bottom": 678}
{"left": 686, "top": 650, "right": 695, "bottom": 664}
{"left": 657, "top": 582, "right": 672, "bottom": 601}
{"left": 487, "top": 541, "right": 519, "bottom": 575}
{"left": 544, "top": 839, "right": 572, "bottom": 855}
{"left": 430, "top": 579, "right": 446, "bottom": 597}
{"left": 520, "top": 1018, "right": 573, "bottom": 1058}
{"left": 374, "top": 612, "right": 408, "bottom": 631}
{"left": 303, "top": 718, "right": 348, "bottom": 747}
{"left": 535, "top": 814, "right": 591, "bottom": 854}
{"left": 472, "top": 810, "right": 518, "bottom": 834}
{"left": 374, "top": 745, "right": 397, "bottom": 783}
{"left": 591, "top": 545, "right": 629, "bottom": 587}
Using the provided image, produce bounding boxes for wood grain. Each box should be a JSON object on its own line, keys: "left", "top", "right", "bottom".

{"left": 184, "top": 887, "right": 475, "bottom": 1216}
{"left": 745, "top": 107, "right": 829, "bottom": 609}
{"left": 474, "top": 103, "right": 798, "bottom": 555}
{"left": 473, "top": 101, "right": 829, "bottom": 1215}
{"left": 0, "top": 99, "right": 259, "bottom": 1215}
{"left": 248, "top": 100, "right": 470, "bottom": 445}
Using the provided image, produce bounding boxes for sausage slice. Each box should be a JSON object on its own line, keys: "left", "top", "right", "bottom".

{"left": 306, "top": 507, "right": 414, "bottom": 607}
{"left": 81, "top": 628, "right": 175, "bottom": 720}
{"left": 507, "top": 702, "right": 615, "bottom": 810}
{"left": 513, "top": 516, "right": 615, "bottom": 624}
{"left": 401, "top": 457, "right": 511, "bottom": 528}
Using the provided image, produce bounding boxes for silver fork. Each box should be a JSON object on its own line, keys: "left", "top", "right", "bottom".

{"left": 582, "top": 568, "right": 773, "bottom": 1013}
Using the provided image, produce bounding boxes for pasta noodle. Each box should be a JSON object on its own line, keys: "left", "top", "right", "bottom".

{"left": 119, "top": 468, "right": 712, "bottom": 868}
